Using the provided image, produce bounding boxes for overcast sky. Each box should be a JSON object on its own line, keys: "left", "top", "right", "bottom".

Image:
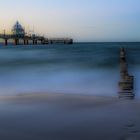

{"left": 0, "top": 0, "right": 140, "bottom": 42}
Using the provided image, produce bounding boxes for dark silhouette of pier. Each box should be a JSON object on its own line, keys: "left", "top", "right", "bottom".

{"left": 0, "top": 34, "right": 73, "bottom": 46}
{"left": 118, "top": 48, "right": 134, "bottom": 99}
{"left": 0, "top": 21, "right": 73, "bottom": 46}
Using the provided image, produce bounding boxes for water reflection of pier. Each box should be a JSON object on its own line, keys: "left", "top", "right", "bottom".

{"left": 0, "top": 21, "right": 73, "bottom": 46}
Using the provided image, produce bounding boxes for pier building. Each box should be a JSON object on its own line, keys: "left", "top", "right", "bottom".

{"left": 0, "top": 21, "right": 73, "bottom": 46}
{"left": 12, "top": 21, "right": 25, "bottom": 37}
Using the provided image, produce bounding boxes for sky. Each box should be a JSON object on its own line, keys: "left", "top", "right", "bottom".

{"left": 0, "top": 0, "right": 140, "bottom": 42}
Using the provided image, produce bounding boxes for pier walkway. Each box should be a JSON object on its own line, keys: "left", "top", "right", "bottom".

{"left": 0, "top": 34, "right": 73, "bottom": 46}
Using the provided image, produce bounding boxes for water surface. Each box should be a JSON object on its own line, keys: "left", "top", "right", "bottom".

{"left": 0, "top": 42, "right": 139, "bottom": 97}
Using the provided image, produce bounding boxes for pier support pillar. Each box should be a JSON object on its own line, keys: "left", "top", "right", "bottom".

{"left": 35, "top": 40, "right": 37, "bottom": 45}
{"left": 5, "top": 39, "right": 8, "bottom": 46}
{"left": 26, "top": 40, "right": 29, "bottom": 45}
{"left": 41, "top": 39, "right": 44, "bottom": 44}
{"left": 33, "top": 40, "right": 35, "bottom": 45}
{"left": 24, "top": 39, "right": 26, "bottom": 45}
{"left": 24, "top": 39, "right": 29, "bottom": 45}
{"left": 14, "top": 39, "right": 19, "bottom": 45}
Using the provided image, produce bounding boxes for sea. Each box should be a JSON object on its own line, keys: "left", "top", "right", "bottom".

{"left": 0, "top": 42, "right": 139, "bottom": 98}
{"left": 0, "top": 42, "right": 140, "bottom": 140}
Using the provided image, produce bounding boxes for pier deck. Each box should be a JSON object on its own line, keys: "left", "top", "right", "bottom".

{"left": 0, "top": 34, "right": 73, "bottom": 46}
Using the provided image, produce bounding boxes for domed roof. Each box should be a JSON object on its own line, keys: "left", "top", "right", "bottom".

{"left": 12, "top": 21, "right": 24, "bottom": 30}
{"left": 12, "top": 21, "right": 25, "bottom": 36}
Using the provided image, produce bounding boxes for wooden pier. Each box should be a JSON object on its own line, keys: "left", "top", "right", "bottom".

{"left": 0, "top": 21, "right": 73, "bottom": 46}
{"left": 0, "top": 34, "right": 73, "bottom": 46}
{"left": 118, "top": 48, "right": 134, "bottom": 99}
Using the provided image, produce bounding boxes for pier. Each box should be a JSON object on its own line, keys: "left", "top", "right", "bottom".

{"left": 118, "top": 48, "right": 134, "bottom": 99}
{"left": 0, "top": 21, "right": 73, "bottom": 46}
{"left": 0, "top": 34, "right": 73, "bottom": 46}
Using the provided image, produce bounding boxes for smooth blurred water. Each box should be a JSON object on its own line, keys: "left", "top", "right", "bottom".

{"left": 0, "top": 42, "right": 139, "bottom": 97}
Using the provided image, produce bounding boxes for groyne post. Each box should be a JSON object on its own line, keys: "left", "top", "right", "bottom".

{"left": 118, "top": 48, "right": 134, "bottom": 99}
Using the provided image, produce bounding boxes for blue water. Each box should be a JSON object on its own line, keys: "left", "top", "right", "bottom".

{"left": 0, "top": 42, "right": 139, "bottom": 97}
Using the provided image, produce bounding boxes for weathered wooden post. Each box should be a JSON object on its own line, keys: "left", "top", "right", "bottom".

{"left": 118, "top": 48, "right": 134, "bottom": 99}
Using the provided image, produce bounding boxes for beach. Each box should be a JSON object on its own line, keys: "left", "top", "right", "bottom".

{"left": 0, "top": 93, "right": 139, "bottom": 140}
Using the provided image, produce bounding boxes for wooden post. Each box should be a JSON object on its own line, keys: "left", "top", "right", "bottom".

{"left": 5, "top": 39, "right": 8, "bottom": 46}
{"left": 118, "top": 48, "right": 134, "bottom": 99}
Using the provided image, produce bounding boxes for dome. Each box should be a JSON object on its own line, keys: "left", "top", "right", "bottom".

{"left": 12, "top": 21, "right": 25, "bottom": 37}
